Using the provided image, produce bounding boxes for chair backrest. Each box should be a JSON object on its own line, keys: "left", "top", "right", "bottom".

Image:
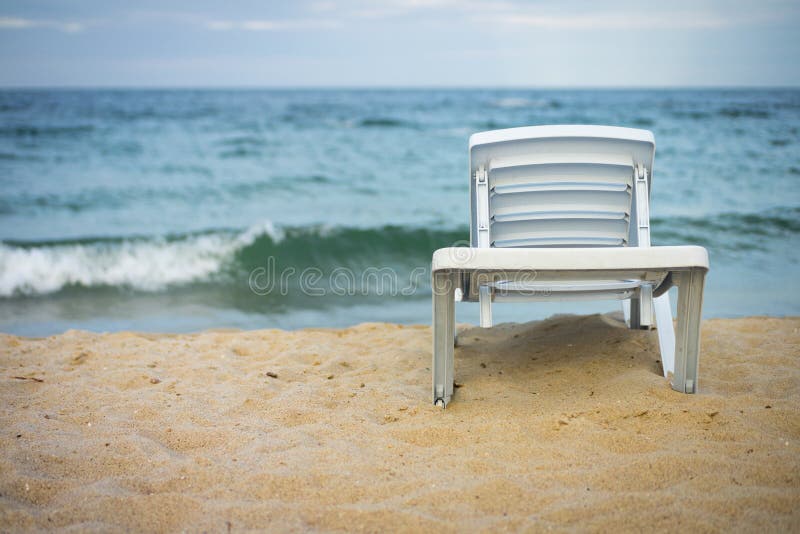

{"left": 469, "top": 125, "right": 655, "bottom": 248}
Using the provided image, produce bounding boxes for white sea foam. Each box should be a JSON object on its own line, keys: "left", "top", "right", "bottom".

{"left": 0, "top": 221, "right": 281, "bottom": 297}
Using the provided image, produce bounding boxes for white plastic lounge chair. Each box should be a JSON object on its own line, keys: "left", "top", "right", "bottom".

{"left": 431, "top": 125, "right": 709, "bottom": 407}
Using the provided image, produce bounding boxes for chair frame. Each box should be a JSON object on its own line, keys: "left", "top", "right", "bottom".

{"left": 431, "top": 126, "right": 709, "bottom": 407}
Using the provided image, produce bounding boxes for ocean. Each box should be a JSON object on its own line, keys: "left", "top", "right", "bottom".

{"left": 0, "top": 89, "right": 798, "bottom": 335}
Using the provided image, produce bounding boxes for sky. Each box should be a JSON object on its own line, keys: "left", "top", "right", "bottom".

{"left": 0, "top": 0, "right": 799, "bottom": 87}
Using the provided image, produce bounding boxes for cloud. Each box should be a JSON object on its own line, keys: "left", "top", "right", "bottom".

{"left": 348, "top": 0, "right": 512, "bottom": 19}
{"left": 308, "top": 1, "right": 338, "bottom": 13}
{"left": 205, "top": 18, "right": 340, "bottom": 31}
{"left": 0, "top": 16, "right": 86, "bottom": 33}
{"left": 487, "top": 12, "right": 733, "bottom": 30}
{"left": 321, "top": 0, "right": 776, "bottom": 30}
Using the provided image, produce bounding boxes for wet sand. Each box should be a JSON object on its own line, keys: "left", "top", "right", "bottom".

{"left": 1, "top": 314, "right": 798, "bottom": 531}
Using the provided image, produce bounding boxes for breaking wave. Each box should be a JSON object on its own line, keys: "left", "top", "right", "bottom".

{"left": 0, "top": 224, "right": 467, "bottom": 297}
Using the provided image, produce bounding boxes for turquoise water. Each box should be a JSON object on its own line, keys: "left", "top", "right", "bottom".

{"left": 1, "top": 89, "right": 798, "bottom": 335}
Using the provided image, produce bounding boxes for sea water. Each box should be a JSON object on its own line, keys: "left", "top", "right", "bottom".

{"left": 1, "top": 89, "right": 798, "bottom": 335}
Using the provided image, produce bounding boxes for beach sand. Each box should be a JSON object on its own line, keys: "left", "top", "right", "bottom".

{"left": 1, "top": 314, "right": 798, "bottom": 532}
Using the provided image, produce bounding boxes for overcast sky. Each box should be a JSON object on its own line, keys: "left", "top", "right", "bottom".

{"left": 1, "top": 0, "right": 799, "bottom": 87}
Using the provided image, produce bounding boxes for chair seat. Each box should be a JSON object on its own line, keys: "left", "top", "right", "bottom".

{"left": 433, "top": 245, "right": 709, "bottom": 275}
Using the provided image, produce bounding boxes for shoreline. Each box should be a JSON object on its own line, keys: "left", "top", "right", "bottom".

{"left": 1, "top": 314, "right": 798, "bottom": 530}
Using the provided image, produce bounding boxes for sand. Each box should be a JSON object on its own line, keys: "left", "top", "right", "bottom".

{"left": 1, "top": 314, "right": 798, "bottom": 532}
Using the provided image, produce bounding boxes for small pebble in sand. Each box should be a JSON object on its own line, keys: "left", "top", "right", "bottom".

{"left": 266, "top": 372, "right": 278, "bottom": 379}
{"left": 327, "top": 375, "right": 334, "bottom": 380}
{"left": 149, "top": 378, "right": 161, "bottom": 384}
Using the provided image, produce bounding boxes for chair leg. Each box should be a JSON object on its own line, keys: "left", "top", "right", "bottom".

{"left": 479, "top": 285, "right": 492, "bottom": 328}
{"left": 671, "top": 269, "right": 706, "bottom": 393}
{"left": 654, "top": 293, "right": 676, "bottom": 378}
{"left": 433, "top": 271, "right": 456, "bottom": 407}
{"left": 639, "top": 283, "right": 654, "bottom": 327}
{"left": 629, "top": 296, "right": 641, "bottom": 329}
{"left": 629, "top": 285, "right": 654, "bottom": 330}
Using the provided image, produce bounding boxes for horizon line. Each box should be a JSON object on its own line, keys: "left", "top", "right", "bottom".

{"left": 1, "top": 84, "right": 799, "bottom": 91}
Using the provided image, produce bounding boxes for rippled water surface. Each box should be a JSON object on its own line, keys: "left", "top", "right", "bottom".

{"left": 1, "top": 89, "right": 798, "bottom": 334}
